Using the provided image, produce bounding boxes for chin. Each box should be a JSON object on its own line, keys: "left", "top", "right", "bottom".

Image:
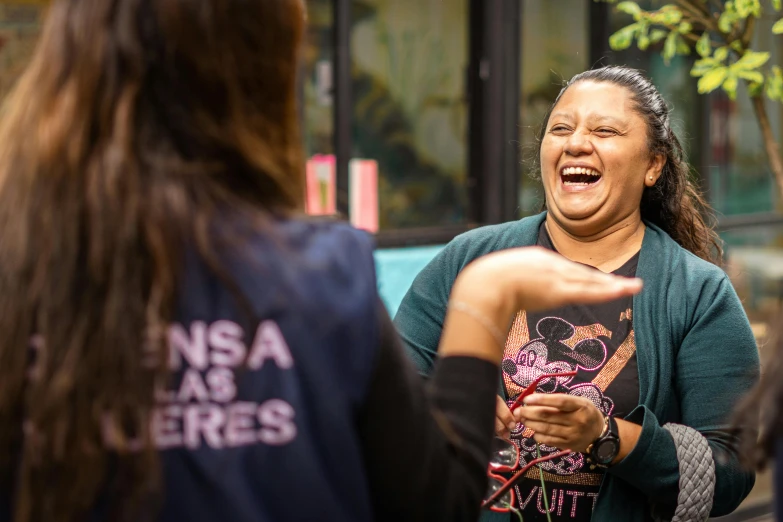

{"left": 553, "top": 207, "right": 602, "bottom": 222}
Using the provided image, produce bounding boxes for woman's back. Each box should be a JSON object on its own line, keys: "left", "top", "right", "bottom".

{"left": 154, "top": 219, "right": 379, "bottom": 522}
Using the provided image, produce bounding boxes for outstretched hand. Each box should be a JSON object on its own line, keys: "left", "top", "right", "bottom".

{"left": 452, "top": 246, "right": 643, "bottom": 317}
{"left": 440, "top": 246, "right": 643, "bottom": 366}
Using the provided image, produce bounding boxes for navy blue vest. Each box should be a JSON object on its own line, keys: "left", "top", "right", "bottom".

{"left": 0, "top": 220, "right": 379, "bottom": 521}
{"left": 153, "top": 219, "right": 380, "bottom": 521}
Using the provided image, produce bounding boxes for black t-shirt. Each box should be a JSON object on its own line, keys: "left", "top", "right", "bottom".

{"left": 499, "top": 223, "right": 640, "bottom": 521}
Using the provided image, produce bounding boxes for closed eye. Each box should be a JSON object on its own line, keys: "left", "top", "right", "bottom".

{"left": 549, "top": 125, "right": 572, "bottom": 135}
{"left": 594, "top": 128, "right": 619, "bottom": 137}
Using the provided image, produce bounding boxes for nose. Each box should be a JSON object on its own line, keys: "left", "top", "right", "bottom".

{"left": 564, "top": 131, "right": 593, "bottom": 156}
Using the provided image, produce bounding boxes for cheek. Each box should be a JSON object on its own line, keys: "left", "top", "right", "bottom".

{"left": 540, "top": 139, "right": 560, "bottom": 174}
{"left": 602, "top": 147, "right": 648, "bottom": 186}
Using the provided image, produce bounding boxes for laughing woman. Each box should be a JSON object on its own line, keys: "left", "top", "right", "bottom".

{"left": 395, "top": 66, "right": 760, "bottom": 522}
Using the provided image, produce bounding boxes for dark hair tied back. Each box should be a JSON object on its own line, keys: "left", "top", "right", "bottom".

{"left": 535, "top": 65, "right": 722, "bottom": 264}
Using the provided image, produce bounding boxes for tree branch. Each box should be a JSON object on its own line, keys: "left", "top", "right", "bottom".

{"left": 664, "top": 24, "right": 703, "bottom": 43}
{"left": 740, "top": 15, "right": 756, "bottom": 49}
{"left": 708, "top": 0, "right": 724, "bottom": 16}
{"left": 692, "top": 0, "right": 712, "bottom": 16}
{"left": 675, "top": 0, "right": 719, "bottom": 31}
{"left": 750, "top": 95, "right": 783, "bottom": 204}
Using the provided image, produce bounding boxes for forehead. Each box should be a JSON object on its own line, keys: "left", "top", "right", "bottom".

{"left": 550, "top": 81, "right": 639, "bottom": 125}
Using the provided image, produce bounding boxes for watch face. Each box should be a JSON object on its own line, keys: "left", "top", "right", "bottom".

{"left": 595, "top": 440, "right": 619, "bottom": 463}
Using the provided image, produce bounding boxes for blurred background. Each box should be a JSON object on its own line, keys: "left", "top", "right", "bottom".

{"left": 1, "top": 1, "right": 780, "bottom": 519}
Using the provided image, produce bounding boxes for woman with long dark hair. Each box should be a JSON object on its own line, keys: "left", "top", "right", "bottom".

{"left": 396, "top": 66, "right": 760, "bottom": 521}
{"left": 0, "top": 2, "right": 645, "bottom": 522}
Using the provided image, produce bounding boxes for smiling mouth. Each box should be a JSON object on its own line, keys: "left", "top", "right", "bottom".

{"left": 560, "top": 167, "right": 601, "bottom": 186}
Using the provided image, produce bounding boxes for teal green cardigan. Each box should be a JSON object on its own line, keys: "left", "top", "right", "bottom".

{"left": 394, "top": 212, "right": 760, "bottom": 522}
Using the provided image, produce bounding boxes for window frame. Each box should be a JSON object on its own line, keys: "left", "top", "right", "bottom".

{"left": 327, "top": 0, "right": 522, "bottom": 248}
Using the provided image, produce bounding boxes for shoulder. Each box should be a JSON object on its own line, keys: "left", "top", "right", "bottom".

{"left": 217, "top": 217, "right": 378, "bottom": 312}
{"left": 641, "top": 223, "right": 744, "bottom": 329}
{"left": 277, "top": 217, "right": 375, "bottom": 257}
{"left": 641, "top": 222, "right": 730, "bottom": 292}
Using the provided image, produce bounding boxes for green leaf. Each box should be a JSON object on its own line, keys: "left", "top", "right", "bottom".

{"left": 730, "top": 40, "right": 744, "bottom": 52}
{"left": 722, "top": 75, "right": 738, "bottom": 100}
{"left": 766, "top": 65, "right": 783, "bottom": 100}
{"left": 678, "top": 21, "right": 693, "bottom": 34}
{"left": 773, "top": 18, "right": 783, "bottom": 34}
{"left": 609, "top": 23, "right": 639, "bottom": 50}
{"left": 749, "top": 81, "right": 764, "bottom": 97}
{"left": 696, "top": 32, "right": 711, "bottom": 57}
{"left": 617, "top": 1, "right": 642, "bottom": 18}
{"left": 663, "top": 31, "right": 678, "bottom": 64}
{"left": 638, "top": 33, "right": 651, "bottom": 50}
{"left": 698, "top": 66, "right": 729, "bottom": 93}
{"left": 737, "top": 69, "right": 765, "bottom": 83}
{"left": 774, "top": 0, "right": 782, "bottom": 11}
{"left": 660, "top": 6, "right": 683, "bottom": 25}
{"left": 649, "top": 5, "right": 683, "bottom": 25}
{"left": 650, "top": 29, "right": 668, "bottom": 43}
{"left": 715, "top": 46, "right": 730, "bottom": 62}
{"left": 676, "top": 37, "right": 691, "bottom": 55}
{"left": 735, "top": 0, "right": 761, "bottom": 17}
{"left": 719, "top": 11, "right": 740, "bottom": 33}
{"left": 734, "top": 50, "right": 771, "bottom": 69}
{"left": 691, "top": 58, "right": 720, "bottom": 77}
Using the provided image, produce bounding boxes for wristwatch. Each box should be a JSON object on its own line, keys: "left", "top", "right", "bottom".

{"left": 586, "top": 414, "right": 620, "bottom": 469}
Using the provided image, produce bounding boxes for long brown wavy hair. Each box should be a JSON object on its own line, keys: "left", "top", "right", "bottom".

{"left": 533, "top": 66, "right": 723, "bottom": 264}
{"left": 0, "top": 1, "right": 305, "bottom": 520}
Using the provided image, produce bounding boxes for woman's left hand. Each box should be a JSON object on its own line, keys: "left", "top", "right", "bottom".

{"left": 513, "top": 393, "right": 606, "bottom": 453}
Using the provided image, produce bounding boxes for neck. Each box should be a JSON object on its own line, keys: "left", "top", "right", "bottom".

{"left": 545, "top": 212, "right": 645, "bottom": 273}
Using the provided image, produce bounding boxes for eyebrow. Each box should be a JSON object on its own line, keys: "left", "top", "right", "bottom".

{"left": 549, "top": 112, "right": 628, "bottom": 126}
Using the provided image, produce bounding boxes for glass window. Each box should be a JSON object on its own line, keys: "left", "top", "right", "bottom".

{"left": 518, "top": 0, "right": 589, "bottom": 217}
{"left": 723, "top": 224, "right": 783, "bottom": 344}
{"left": 349, "top": 0, "right": 469, "bottom": 230}
{"left": 0, "top": 3, "right": 46, "bottom": 101}
{"left": 707, "top": 11, "right": 783, "bottom": 216}
{"left": 303, "top": 0, "right": 334, "bottom": 159}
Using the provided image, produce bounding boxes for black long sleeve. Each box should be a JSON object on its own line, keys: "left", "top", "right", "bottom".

{"left": 356, "top": 301, "right": 498, "bottom": 522}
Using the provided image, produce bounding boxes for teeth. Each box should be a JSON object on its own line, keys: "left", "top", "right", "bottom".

{"left": 562, "top": 167, "right": 600, "bottom": 176}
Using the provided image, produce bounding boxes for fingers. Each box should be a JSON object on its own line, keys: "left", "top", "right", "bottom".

{"left": 549, "top": 273, "right": 642, "bottom": 309}
{"left": 524, "top": 420, "right": 573, "bottom": 441}
{"left": 514, "top": 395, "right": 606, "bottom": 452}
{"left": 565, "top": 276, "right": 643, "bottom": 304}
{"left": 523, "top": 417, "right": 590, "bottom": 452}
{"left": 495, "top": 396, "right": 516, "bottom": 436}
{"left": 513, "top": 405, "right": 570, "bottom": 426}
{"left": 496, "top": 395, "right": 516, "bottom": 428}
{"left": 495, "top": 418, "right": 510, "bottom": 438}
{"left": 531, "top": 432, "right": 570, "bottom": 449}
{"left": 521, "top": 393, "right": 586, "bottom": 412}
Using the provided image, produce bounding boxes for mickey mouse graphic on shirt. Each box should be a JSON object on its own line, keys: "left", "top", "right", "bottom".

{"left": 501, "top": 316, "right": 615, "bottom": 476}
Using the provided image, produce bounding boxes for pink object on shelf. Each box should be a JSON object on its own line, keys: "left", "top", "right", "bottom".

{"left": 305, "top": 154, "right": 336, "bottom": 216}
{"left": 349, "top": 159, "right": 379, "bottom": 233}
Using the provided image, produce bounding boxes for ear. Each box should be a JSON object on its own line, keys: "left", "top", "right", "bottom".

{"left": 645, "top": 154, "right": 665, "bottom": 187}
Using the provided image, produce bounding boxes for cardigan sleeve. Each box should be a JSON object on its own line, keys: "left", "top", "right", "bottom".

{"left": 607, "top": 273, "right": 760, "bottom": 517}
